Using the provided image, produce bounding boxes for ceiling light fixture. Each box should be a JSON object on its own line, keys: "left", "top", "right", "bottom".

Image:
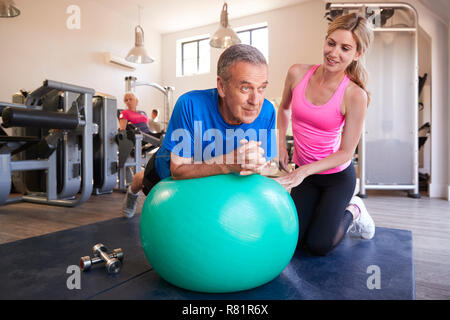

{"left": 125, "top": 6, "right": 154, "bottom": 64}
{"left": 0, "top": 0, "right": 20, "bottom": 18}
{"left": 210, "top": 2, "right": 241, "bottom": 49}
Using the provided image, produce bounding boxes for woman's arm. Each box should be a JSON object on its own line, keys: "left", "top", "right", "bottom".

{"left": 119, "top": 118, "right": 128, "bottom": 130}
{"left": 277, "top": 65, "right": 309, "bottom": 172}
{"left": 275, "top": 84, "right": 367, "bottom": 189}
{"left": 277, "top": 70, "right": 294, "bottom": 172}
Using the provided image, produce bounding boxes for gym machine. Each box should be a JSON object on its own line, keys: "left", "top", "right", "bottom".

{"left": 0, "top": 80, "right": 96, "bottom": 206}
{"left": 124, "top": 76, "right": 174, "bottom": 132}
{"left": 115, "top": 76, "right": 174, "bottom": 192}
{"left": 325, "top": 2, "right": 420, "bottom": 198}
{"left": 92, "top": 94, "right": 119, "bottom": 195}
{"left": 0, "top": 80, "right": 119, "bottom": 206}
{"left": 1, "top": 77, "right": 172, "bottom": 204}
{"left": 116, "top": 125, "right": 145, "bottom": 192}
{"left": 116, "top": 123, "right": 163, "bottom": 192}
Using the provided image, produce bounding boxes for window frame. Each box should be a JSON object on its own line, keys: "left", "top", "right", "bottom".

{"left": 236, "top": 25, "right": 268, "bottom": 47}
{"left": 180, "top": 37, "right": 210, "bottom": 76}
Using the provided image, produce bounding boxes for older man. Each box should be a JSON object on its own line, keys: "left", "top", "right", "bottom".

{"left": 123, "top": 44, "right": 277, "bottom": 218}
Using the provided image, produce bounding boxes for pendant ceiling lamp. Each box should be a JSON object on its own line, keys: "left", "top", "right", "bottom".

{"left": 0, "top": 0, "right": 20, "bottom": 18}
{"left": 210, "top": 2, "right": 241, "bottom": 49}
{"left": 126, "top": 6, "right": 154, "bottom": 64}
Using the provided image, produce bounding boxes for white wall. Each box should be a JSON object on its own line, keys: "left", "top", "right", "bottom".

{"left": 448, "top": 23, "right": 450, "bottom": 201}
{"left": 418, "top": 27, "right": 431, "bottom": 176}
{"left": 0, "top": 0, "right": 163, "bottom": 117}
{"left": 410, "top": 0, "right": 449, "bottom": 200}
{"left": 161, "top": 0, "right": 327, "bottom": 103}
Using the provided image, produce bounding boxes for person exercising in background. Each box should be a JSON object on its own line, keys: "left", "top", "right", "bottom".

{"left": 274, "top": 13, "right": 376, "bottom": 256}
{"left": 119, "top": 92, "right": 152, "bottom": 134}
{"left": 122, "top": 44, "right": 277, "bottom": 218}
{"left": 151, "top": 109, "right": 159, "bottom": 121}
{"left": 148, "top": 108, "right": 161, "bottom": 133}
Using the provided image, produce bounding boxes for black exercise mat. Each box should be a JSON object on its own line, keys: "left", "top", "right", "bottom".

{"left": 0, "top": 216, "right": 414, "bottom": 300}
{"left": 0, "top": 215, "right": 150, "bottom": 300}
{"left": 92, "top": 227, "right": 415, "bottom": 300}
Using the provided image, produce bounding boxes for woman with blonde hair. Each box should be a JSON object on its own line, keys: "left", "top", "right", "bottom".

{"left": 119, "top": 92, "right": 152, "bottom": 134}
{"left": 275, "top": 13, "right": 375, "bottom": 256}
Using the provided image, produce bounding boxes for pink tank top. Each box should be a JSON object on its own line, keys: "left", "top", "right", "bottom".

{"left": 291, "top": 64, "right": 351, "bottom": 174}
{"left": 120, "top": 109, "right": 148, "bottom": 125}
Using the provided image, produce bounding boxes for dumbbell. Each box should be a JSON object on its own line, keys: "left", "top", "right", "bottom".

{"left": 80, "top": 244, "right": 124, "bottom": 274}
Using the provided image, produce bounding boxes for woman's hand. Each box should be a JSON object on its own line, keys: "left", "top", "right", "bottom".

{"left": 278, "top": 146, "right": 291, "bottom": 173}
{"left": 273, "top": 166, "right": 309, "bottom": 190}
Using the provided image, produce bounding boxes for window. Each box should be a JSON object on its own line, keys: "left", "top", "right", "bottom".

{"left": 236, "top": 24, "right": 268, "bottom": 61}
{"left": 176, "top": 24, "right": 268, "bottom": 77}
{"left": 179, "top": 37, "right": 210, "bottom": 76}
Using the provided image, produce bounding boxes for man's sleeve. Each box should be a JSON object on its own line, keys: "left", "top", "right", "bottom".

{"left": 265, "top": 102, "right": 277, "bottom": 161}
{"left": 162, "top": 95, "right": 195, "bottom": 158}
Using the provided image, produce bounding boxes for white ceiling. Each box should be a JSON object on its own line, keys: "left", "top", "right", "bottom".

{"left": 418, "top": 0, "right": 450, "bottom": 23}
{"left": 95, "top": 0, "right": 449, "bottom": 34}
{"left": 96, "top": 0, "right": 310, "bottom": 34}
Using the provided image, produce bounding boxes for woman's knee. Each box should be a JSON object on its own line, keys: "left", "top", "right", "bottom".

{"left": 305, "top": 238, "right": 335, "bottom": 256}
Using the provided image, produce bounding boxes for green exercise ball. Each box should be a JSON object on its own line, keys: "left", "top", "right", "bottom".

{"left": 140, "top": 173, "right": 299, "bottom": 293}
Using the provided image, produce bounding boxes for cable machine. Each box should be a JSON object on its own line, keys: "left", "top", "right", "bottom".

{"left": 325, "top": 2, "right": 420, "bottom": 198}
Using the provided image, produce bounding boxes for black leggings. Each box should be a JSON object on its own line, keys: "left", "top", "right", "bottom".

{"left": 290, "top": 163, "right": 356, "bottom": 256}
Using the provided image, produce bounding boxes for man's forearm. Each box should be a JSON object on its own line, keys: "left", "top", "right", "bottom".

{"left": 171, "top": 162, "right": 231, "bottom": 180}
{"left": 171, "top": 154, "right": 239, "bottom": 180}
{"left": 170, "top": 139, "right": 268, "bottom": 180}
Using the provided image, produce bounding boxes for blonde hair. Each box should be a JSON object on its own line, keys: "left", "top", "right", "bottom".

{"left": 123, "top": 91, "right": 139, "bottom": 102}
{"left": 327, "top": 13, "right": 373, "bottom": 105}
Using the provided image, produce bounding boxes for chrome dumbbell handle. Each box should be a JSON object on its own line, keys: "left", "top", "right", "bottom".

{"left": 93, "top": 244, "right": 122, "bottom": 274}
{"left": 80, "top": 246, "right": 124, "bottom": 273}
{"left": 80, "top": 255, "right": 102, "bottom": 271}
{"left": 111, "top": 248, "right": 124, "bottom": 262}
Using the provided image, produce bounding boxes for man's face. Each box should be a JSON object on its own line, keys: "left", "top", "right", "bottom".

{"left": 217, "top": 61, "right": 268, "bottom": 125}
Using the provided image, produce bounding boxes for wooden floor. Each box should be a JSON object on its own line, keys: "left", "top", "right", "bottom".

{"left": 1, "top": 189, "right": 449, "bottom": 300}
{"left": 362, "top": 191, "right": 450, "bottom": 300}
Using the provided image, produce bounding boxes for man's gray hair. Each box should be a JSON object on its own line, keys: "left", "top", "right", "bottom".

{"left": 217, "top": 44, "right": 267, "bottom": 82}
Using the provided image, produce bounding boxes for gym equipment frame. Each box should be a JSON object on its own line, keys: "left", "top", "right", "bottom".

{"left": 0, "top": 80, "right": 97, "bottom": 207}
{"left": 326, "top": 3, "right": 420, "bottom": 198}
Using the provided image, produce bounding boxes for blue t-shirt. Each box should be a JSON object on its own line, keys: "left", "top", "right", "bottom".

{"left": 155, "top": 88, "right": 277, "bottom": 179}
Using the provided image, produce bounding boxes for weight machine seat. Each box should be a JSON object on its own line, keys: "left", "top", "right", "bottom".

{"left": 1, "top": 106, "right": 79, "bottom": 129}
{"left": 0, "top": 136, "right": 40, "bottom": 143}
{"left": 0, "top": 135, "right": 41, "bottom": 156}
{"left": 117, "top": 109, "right": 163, "bottom": 138}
